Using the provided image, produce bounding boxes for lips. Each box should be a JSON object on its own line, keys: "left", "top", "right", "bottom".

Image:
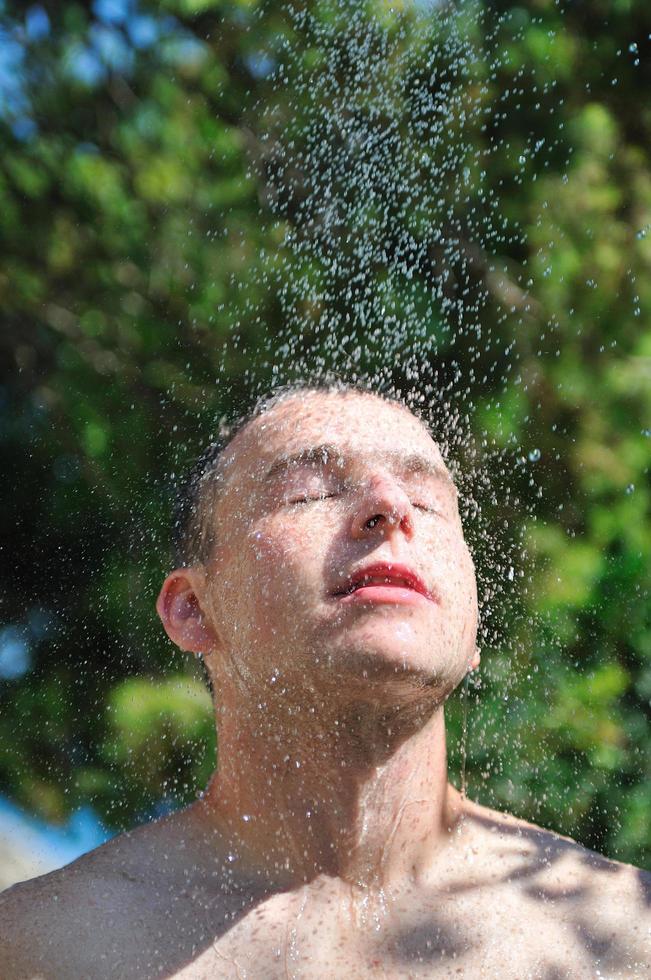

{"left": 333, "top": 562, "right": 435, "bottom": 602}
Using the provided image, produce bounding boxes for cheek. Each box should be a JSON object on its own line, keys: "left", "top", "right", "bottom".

{"left": 220, "top": 519, "right": 323, "bottom": 638}
{"left": 449, "top": 543, "right": 478, "bottom": 641}
{"left": 429, "top": 527, "right": 477, "bottom": 607}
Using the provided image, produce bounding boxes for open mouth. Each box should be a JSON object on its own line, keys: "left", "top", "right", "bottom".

{"left": 333, "top": 563, "right": 434, "bottom": 603}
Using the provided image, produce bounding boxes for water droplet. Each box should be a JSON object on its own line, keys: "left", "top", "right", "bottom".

{"left": 625, "top": 483, "right": 635, "bottom": 495}
{"left": 528, "top": 448, "right": 541, "bottom": 462}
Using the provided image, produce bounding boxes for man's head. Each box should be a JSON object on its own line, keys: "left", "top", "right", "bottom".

{"left": 158, "top": 384, "right": 479, "bottom": 713}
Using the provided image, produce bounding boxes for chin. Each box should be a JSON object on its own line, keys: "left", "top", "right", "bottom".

{"left": 321, "top": 627, "right": 465, "bottom": 704}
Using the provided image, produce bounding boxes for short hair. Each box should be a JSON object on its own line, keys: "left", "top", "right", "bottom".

{"left": 172, "top": 378, "right": 419, "bottom": 567}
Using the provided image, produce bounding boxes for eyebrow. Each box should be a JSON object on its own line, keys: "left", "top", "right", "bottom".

{"left": 264, "top": 443, "right": 342, "bottom": 481}
{"left": 399, "top": 452, "right": 455, "bottom": 487}
{"left": 264, "top": 444, "right": 454, "bottom": 487}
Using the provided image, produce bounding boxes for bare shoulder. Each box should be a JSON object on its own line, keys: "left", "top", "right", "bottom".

{"left": 0, "top": 821, "right": 158, "bottom": 978}
{"left": 0, "top": 807, "right": 234, "bottom": 980}
{"left": 462, "top": 795, "right": 651, "bottom": 926}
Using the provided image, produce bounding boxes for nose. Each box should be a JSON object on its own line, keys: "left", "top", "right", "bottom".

{"left": 350, "top": 474, "right": 415, "bottom": 541}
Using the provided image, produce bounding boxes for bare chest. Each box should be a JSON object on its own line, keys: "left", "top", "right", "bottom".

{"left": 172, "top": 879, "right": 640, "bottom": 980}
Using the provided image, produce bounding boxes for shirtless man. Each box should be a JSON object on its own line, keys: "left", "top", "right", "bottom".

{"left": 1, "top": 384, "right": 649, "bottom": 979}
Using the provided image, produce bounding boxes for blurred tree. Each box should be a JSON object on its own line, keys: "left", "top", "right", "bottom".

{"left": 0, "top": 0, "right": 649, "bottom": 867}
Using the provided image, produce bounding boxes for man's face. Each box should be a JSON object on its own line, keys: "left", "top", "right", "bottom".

{"left": 202, "top": 391, "right": 478, "bottom": 706}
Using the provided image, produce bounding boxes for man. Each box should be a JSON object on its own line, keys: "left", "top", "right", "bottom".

{"left": 1, "top": 383, "right": 649, "bottom": 979}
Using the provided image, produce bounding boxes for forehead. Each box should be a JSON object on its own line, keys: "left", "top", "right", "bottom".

{"left": 222, "top": 391, "right": 446, "bottom": 484}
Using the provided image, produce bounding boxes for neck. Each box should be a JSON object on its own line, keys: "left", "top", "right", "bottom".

{"left": 197, "top": 675, "right": 464, "bottom": 889}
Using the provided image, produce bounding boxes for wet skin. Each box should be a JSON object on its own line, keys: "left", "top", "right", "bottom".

{"left": 1, "top": 391, "right": 649, "bottom": 979}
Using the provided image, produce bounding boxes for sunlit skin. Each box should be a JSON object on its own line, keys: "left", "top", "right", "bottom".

{"left": 1, "top": 390, "right": 649, "bottom": 980}
{"left": 165, "top": 391, "right": 479, "bottom": 886}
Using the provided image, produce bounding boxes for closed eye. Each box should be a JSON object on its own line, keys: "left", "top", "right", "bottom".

{"left": 289, "top": 492, "right": 338, "bottom": 504}
{"left": 412, "top": 502, "right": 440, "bottom": 515}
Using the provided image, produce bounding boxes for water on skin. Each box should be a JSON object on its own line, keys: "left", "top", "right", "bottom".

{"left": 459, "top": 672, "right": 470, "bottom": 801}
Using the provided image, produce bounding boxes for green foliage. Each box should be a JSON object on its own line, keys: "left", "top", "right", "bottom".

{"left": 0, "top": 0, "right": 649, "bottom": 867}
{"left": 101, "top": 677, "right": 215, "bottom": 817}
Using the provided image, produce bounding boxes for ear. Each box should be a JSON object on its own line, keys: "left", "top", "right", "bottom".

{"left": 156, "top": 568, "right": 218, "bottom": 655}
{"left": 469, "top": 646, "right": 481, "bottom": 671}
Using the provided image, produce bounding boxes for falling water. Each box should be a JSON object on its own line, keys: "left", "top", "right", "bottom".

{"left": 227, "top": 0, "right": 539, "bottom": 806}
{"left": 459, "top": 672, "right": 471, "bottom": 799}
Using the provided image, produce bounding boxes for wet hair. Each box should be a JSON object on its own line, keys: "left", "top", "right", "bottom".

{"left": 172, "top": 378, "right": 415, "bottom": 567}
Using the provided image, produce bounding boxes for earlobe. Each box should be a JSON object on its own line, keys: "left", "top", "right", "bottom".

{"left": 469, "top": 647, "right": 481, "bottom": 671}
{"left": 156, "top": 569, "right": 218, "bottom": 655}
